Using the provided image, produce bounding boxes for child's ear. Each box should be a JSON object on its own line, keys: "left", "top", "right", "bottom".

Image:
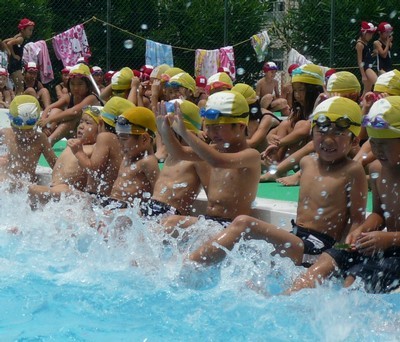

{"left": 98, "top": 118, "right": 105, "bottom": 131}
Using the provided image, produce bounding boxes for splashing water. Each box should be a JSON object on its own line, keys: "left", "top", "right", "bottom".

{"left": 124, "top": 40, "right": 134, "bottom": 49}
{"left": 0, "top": 185, "right": 399, "bottom": 340}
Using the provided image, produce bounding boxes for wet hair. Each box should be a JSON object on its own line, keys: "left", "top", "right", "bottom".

{"left": 291, "top": 83, "right": 323, "bottom": 126}
{"left": 67, "top": 76, "right": 94, "bottom": 95}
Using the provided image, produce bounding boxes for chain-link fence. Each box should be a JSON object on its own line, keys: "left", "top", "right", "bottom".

{"left": 1, "top": 0, "right": 399, "bottom": 100}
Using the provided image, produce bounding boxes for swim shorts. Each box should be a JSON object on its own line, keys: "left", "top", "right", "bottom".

{"left": 99, "top": 197, "right": 129, "bottom": 210}
{"left": 199, "top": 215, "right": 232, "bottom": 228}
{"left": 140, "top": 199, "right": 181, "bottom": 217}
{"left": 325, "top": 246, "right": 400, "bottom": 293}
{"left": 291, "top": 220, "right": 336, "bottom": 266}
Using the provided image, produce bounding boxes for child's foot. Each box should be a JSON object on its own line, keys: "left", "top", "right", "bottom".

{"left": 259, "top": 172, "right": 277, "bottom": 183}
{"left": 276, "top": 173, "right": 300, "bottom": 186}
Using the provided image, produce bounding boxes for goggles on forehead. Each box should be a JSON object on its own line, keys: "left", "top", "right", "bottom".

{"left": 82, "top": 105, "right": 101, "bottom": 117}
{"left": 200, "top": 107, "right": 249, "bottom": 121}
{"left": 115, "top": 116, "right": 155, "bottom": 138}
{"left": 313, "top": 115, "right": 360, "bottom": 130}
{"left": 10, "top": 115, "right": 38, "bottom": 127}
{"left": 362, "top": 115, "right": 400, "bottom": 133}
{"left": 165, "top": 81, "right": 183, "bottom": 89}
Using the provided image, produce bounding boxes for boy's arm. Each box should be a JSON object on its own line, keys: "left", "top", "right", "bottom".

{"left": 67, "top": 135, "right": 110, "bottom": 171}
{"left": 6, "top": 36, "right": 23, "bottom": 59}
{"left": 40, "top": 134, "right": 57, "bottom": 168}
{"left": 142, "top": 158, "right": 160, "bottom": 194}
{"left": 156, "top": 103, "right": 203, "bottom": 161}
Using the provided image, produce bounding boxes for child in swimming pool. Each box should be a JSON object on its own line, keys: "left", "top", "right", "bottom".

{"left": 38, "top": 63, "right": 102, "bottom": 146}
{"left": 0, "top": 95, "right": 57, "bottom": 185}
{"left": 287, "top": 96, "right": 400, "bottom": 294}
{"left": 67, "top": 97, "right": 135, "bottom": 197}
{"left": 4, "top": 18, "right": 35, "bottom": 95}
{"left": 28, "top": 109, "right": 99, "bottom": 208}
{"left": 159, "top": 90, "right": 261, "bottom": 234}
{"left": 101, "top": 106, "right": 159, "bottom": 209}
{"left": 189, "top": 96, "right": 368, "bottom": 267}
{"left": 140, "top": 99, "right": 210, "bottom": 218}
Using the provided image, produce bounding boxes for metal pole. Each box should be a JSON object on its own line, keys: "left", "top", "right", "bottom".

{"left": 106, "top": 0, "right": 111, "bottom": 70}
{"left": 329, "top": 0, "right": 335, "bottom": 66}
{"left": 224, "top": 0, "right": 227, "bottom": 46}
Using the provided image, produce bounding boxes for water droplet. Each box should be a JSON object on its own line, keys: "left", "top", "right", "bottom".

{"left": 362, "top": 153, "right": 367, "bottom": 159}
{"left": 303, "top": 45, "right": 308, "bottom": 52}
{"left": 130, "top": 164, "right": 137, "bottom": 170}
{"left": 223, "top": 143, "right": 230, "bottom": 148}
{"left": 268, "top": 164, "right": 277, "bottom": 175}
{"left": 186, "top": 1, "right": 192, "bottom": 8}
{"left": 383, "top": 211, "right": 391, "bottom": 219}
{"left": 382, "top": 179, "right": 387, "bottom": 184}
{"left": 314, "top": 215, "right": 320, "bottom": 220}
{"left": 245, "top": 56, "right": 251, "bottom": 61}
{"left": 317, "top": 208, "right": 324, "bottom": 215}
{"left": 236, "top": 68, "right": 245, "bottom": 75}
{"left": 141, "top": 24, "right": 148, "bottom": 30}
{"left": 320, "top": 191, "right": 327, "bottom": 197}
{"left": 124, "top": 40, "right": 133, "bottom": 49}
{"left": 284, "top": 242, "right": 291, "bottom": 249}
{"left": 350, "top": 18, "right": 356, "bottom": 23}
{"left": 172, "top": 182, "right": 188, "bottom": 189}
{"left": 390, "top": 10, "right": 397, "bottom": 18}
{"left": 251, "top": 107, "right": 258, "bottom": 114}
{"left": 370, "top": 172, "right": 379, "bottom": 179}
{"left": 142, "top": 192, "right": 151, "bottom": 199}
{"left": 381, "top": 204, "right": 386, "bottom": 210}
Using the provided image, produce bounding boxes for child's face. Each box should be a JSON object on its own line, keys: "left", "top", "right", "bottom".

{"left": 62, "top": 73, "right": 69, "bottom": 84}
{"left": 24, "top": 70, "right": 37, "bottom": 82}
{"left": 265, "top": 70, "right": 277, "bottom": 78}
{"left": 93, "top": 73, "right": 103, "bottom": 84}
{"left": 370, "top": 138, "right": 400, "bottom": 167}
{"left": 165, "top": 86, "right": 189, "bottom": 100}
{"left": 77, "top": 113, "right": 98, "bottom": 144}
{"left": 313, "top": 125, "right": 353, "bottom": 163}
{"left": 363, "top": 32, "right": 374, "bottom": 41}
{"left": 0, "top": 75, "right": 7, "bottom": 88}
{"left": 21, "top": 26, "right": 34, "bottom": 39}
{"left": 206, "top": 123, "right": 244, "bottom": 147}
{"left": 117, "top": 133, "right": 148, "bottom": 158}
{"left": 293, "top": 82, "right": 307, "bottom": 106}
{"left": 69, "top": 77, "right": 89, "bottom": 97}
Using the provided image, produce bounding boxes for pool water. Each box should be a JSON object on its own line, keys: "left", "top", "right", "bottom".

{"left": 0, "top": 186, "right": 399, "bottom": 341}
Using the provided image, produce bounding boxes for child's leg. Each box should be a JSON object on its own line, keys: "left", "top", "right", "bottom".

{"left": 37, "top": 88, "right": 51, "bottom": 108}
{"left": 260, "top": 94, "right": 273, "bottom": 110}
{"left": 189, "top": 215, "right": 304, "bottom": 265}
{"left": 284, "top": 252, "right": 337, "bottom": 294}
{"left": 11, "top": 70, "right": 24, "bottom": 95}
{"left": 362, "top": 69, "right": 378, "bottom": 97}
{"left": 163, "top": 215, "right": 200, "bottom": 238}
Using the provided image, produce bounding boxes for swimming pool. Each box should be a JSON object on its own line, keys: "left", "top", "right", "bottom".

{"left": 0, "top": 186, "right": 399, "bottom": 341}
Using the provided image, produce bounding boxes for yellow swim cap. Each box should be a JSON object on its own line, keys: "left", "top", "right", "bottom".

{"left": 101, "top": 97, "right": 136, "bottom": 127}
{"left": 374, "top": 70, "right": 400, "bottom": 95}
{"left": 327, "top": 71, "right": 361, "bottom": 94}
{"left": 206, "top": 72, "right": 233, "bottom": 92}
{"left": 168, "top": 72, "right": 196, "bottom": 94}
{"left": 161, "top": 67, "right": 184, "bottom": 82}
{"left": 82, "top": 106, "right": 100, "bottom": 124}
{"left": 69, "top": 63, "right": 91, "bottom": 78}
{"left": 9, "top": 95, "right": 41, "bottom": 130}
{"left": 168, "top": 99, "right": 202, "bottom": 133}
{"left": 292, "top": 64, "right": 324, "bottom": 86}
{"left": 111, "top": 67, "right": 133, "bottom": 90}
{"left": 117, "top": 107, "right": 157, "bottom": 137}
{"left": 203, "top": 90, "right": 249, "bottom": 126}
{"left": 231, "top": 83, "right": 257, "bottom": 104}
{"left": 310, "top": 96, "right": 362, "bottom": 136}
{"left": 365, "top": 96, "right": 400, "bottom": 138}
{"left": 150, "top": 64, "right": 170, "bottom": 80}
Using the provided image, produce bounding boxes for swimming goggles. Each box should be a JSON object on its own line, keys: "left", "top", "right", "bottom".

{"left": 10, "top": 116, "right": 38, "bottom": 127}
{"left": 313, "top": 115, "right": 360, "bottom": 130}
{"left": 115, "top": 116, "right": 155, "bottom": 137}
{"left": 362, "top": 115, "right": 400, "bottom": 133}
{"left": 82, "top": 105, "right": 101, "bottom": 117}
{"left": 200, "top": 108, "right": 249, "bottom": 120}
{"left": 165, "top": 81, "right": 183, "bottom": 88}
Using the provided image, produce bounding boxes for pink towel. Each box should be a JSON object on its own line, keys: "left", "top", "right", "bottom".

{"left": 52, "top": 24, "right": 91, "bottom": 67}
{"left": 219, "top": 46, "right": 236, "bottom": 81}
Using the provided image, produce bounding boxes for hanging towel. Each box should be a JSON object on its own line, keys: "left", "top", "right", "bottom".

{"left": 145, "top": 40, "right": 173, "bottom": 67}
{"left": 23, "top": 42, "right": 41, "bottom": 65}
{"left": 251, "top": 30, "right": 270, "bottom": 62}
{"left": 36, "top": 40, "right": 54, "bottom": 84}
{"left": 52, "top": 24, "right": 91, "bottom": 67}
{"left": 287, "top": 48, "right": 312, "bottom": 67}
{"left": 219, "top": 46, "right": 236, "bottom": 81}
{"left": 194, "top": 49, "right": 219, "bottom": 79}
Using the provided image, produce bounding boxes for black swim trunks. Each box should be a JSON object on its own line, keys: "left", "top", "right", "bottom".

{"left": 325, "top": 246, "right": 400, "bottom": 293}
{"left": 140, "top": 199, "right": 181, "bottom": 217}
{"left": 93, "top": 195, "right": 129, "bottom": 210}
{"left": 291, "top": 220, "right": 336, "bottom": 266}
{"left": 199, "top": 215, "right": 232, "bottom": 228}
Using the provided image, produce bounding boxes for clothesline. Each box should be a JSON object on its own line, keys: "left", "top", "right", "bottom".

{"left": 44, "top": 16, "right": 252, "bottom": 51}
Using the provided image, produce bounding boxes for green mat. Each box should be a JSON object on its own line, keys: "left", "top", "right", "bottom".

{"left": 38, "top": 140, "right": 373, "bottom": 212}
